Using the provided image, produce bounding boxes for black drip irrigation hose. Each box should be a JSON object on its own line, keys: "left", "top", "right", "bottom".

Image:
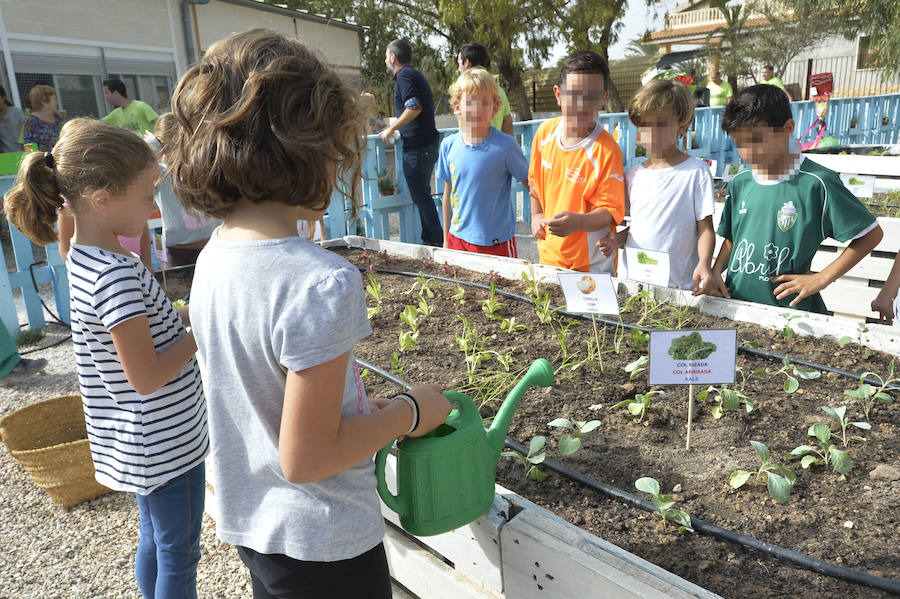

{"left": 366, "top": 267, "right": 898, "bottom": 389}
{"left": 355, "top": 356, "right": 900, "bottom": 595}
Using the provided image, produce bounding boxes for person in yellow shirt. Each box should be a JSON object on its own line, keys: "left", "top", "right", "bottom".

{"left": 529, "top": 50, "right": 625, "bottom": 273}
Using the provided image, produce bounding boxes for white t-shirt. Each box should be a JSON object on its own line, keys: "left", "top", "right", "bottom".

{"left": 67, "top": 244, "right": 208, "bottom": 494}
{"left": 189, "top": 230, "right": 384, "bottom": 562}
{"left": 624, "top": 157, "right": 715, "bottom": 290}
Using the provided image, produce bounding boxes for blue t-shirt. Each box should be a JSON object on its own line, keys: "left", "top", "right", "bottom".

{"left": 393, "top": 65, "right": 438, "bottom": 149}
{"left": 437, "top": 128, "right": 529, "bottom": 245}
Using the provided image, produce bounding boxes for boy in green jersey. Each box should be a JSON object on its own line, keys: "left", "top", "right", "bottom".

{"left": 701, "top": 85, "right": 882, "bottom": 313}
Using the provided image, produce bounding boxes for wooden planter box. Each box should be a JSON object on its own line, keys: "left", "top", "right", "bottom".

{"left": 205, "top": 236, "right": 897, "bottom": 598}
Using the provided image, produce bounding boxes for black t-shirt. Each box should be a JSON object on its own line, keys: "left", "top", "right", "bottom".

{"left": 393, "top": 65, "right": 438, "bottom": 149}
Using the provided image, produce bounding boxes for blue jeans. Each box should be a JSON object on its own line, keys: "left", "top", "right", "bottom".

{"left": 401, "top": 142, "right": 441, "bottom": 246}
{"left": 135, "top": 462, "right": 205, "bottom": 599}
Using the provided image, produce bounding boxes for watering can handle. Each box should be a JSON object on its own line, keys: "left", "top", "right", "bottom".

{"left": 446, "top": 391, "right": 478, "bottom": 427}
{"left": 375, "top": 443, "right": 403, "bottom": 515}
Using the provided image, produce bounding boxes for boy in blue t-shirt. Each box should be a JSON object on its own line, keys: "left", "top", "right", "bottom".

{"left": 437, "top": 68, "right": 528, "bottom": 257}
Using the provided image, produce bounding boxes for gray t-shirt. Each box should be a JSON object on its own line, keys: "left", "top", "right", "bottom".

{"left": 0, "top": 105, "right": 25, "bottom": 153}
{"left": 189, "top": 230, "right": 384, "bottom": 561}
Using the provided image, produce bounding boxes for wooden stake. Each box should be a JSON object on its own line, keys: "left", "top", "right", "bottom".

{"left": 591, "top": 314, "right": 601, "bottom": 354}
{"left": 686, "top": 384, "right": 694, "bottom": 450}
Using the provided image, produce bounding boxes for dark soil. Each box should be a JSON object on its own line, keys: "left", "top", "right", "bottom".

{"left": 159, "top": 252, "right": 900, "bottom": 599}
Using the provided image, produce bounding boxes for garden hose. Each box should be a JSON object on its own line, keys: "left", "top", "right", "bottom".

{"left": 356, "top": 356, "right": 900, "bottom": 596}
{"left": 364, "top": 267, "right": 898, "bottom": 390}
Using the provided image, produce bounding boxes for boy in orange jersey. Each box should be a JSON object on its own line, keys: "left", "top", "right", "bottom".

{"left": 529, "top": 50, "right": 625, "bottom": 273}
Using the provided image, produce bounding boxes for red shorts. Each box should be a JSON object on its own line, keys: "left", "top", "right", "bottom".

{"left": 446, "top": 232, "right": 517, "bottom": 258}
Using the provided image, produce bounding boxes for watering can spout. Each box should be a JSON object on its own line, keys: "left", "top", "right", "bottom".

{"left": 486, "top": 358, "right": 555, "bottom": 459}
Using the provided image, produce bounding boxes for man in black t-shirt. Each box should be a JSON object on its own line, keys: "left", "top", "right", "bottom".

{"left": 380, "top": 39, "right": 442, "bottom": 246}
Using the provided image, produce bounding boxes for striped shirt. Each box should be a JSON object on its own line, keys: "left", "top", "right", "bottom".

{"left": 67, "top": 244, "right": 208, "bottom": 495}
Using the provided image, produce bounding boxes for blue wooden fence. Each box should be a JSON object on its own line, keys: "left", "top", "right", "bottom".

{"left": 2, "top": 92, "right": 898, "bottom": 335}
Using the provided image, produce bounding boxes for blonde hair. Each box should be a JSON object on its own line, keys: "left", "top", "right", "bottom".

{"left": 5, "top": 118, "right": 155, "bottom": 245}
{"left": 167, "top": 28, "right": 365, "bottom": 219}
{"left": 27, "top": 85, "right": 56, "bottom": 111}
{"left": 628, "top": 79, "right": 694, "bottom": 129}
{"left": 449, "top": 68, "right": 500, "bottom": 110}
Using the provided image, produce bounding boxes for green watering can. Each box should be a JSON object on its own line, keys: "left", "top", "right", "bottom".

{"left": 375, "top": 358, "right": 555, "bottom": 536}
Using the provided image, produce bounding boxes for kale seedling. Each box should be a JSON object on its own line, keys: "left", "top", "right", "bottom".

{"left": 698, "top": 386, "right": 754, "bottom": 419}
{"left": 771, "top": 355, "right": 820, "bottom": 393}
{"left": 547, "top": 417, "right": 601, "bottom": 455}
{"left": 821, "top": 405, "right": 870, "bottom": 447}
{"left": 780, "top": 312, "right": 801, "bottom": 340}
{"left": 631, "top": 329, "right": 649, "bottom": 349}
{"left": 501, "top": 436, "right": 547, "bottom": 482}
{"left": 668, "top": 332, "right": 717, "bottom": 360}
{"left": 634, "top": 477, "right": 694, "bottom": 532}
{"left": 788, "top": 423, "right": 852, "bottom": 474}
{"left": 624, "top": 355, "right": 649, "bottom": 380}
{"left": 730, "top": 440, "right": 796, "bottom": 504}
{"left": 843, "top": 359, "right": 897, "bottom": 421}
{"left": 610, "top": 389, "right": 664, "bottom": 422}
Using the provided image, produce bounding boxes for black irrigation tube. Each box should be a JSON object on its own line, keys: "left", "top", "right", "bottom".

{"left": 355, "top": 356, "right": 900, "bottom": 595}
{"left": 367, "top": 267, "right": 899, "bottom": 389}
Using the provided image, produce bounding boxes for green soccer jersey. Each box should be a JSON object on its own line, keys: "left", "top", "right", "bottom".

{"left": 102, "top": 100, "right": 158, "bottom": 136}
{"left": 717, "top": 157, "right": 876, "bottom": 313}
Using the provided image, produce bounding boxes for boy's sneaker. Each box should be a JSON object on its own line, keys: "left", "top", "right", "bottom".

{"left": 4, "top": 357, "right": 48, "bottom": 379}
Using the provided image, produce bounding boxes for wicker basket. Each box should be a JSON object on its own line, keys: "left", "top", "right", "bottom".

{"left": 0, "top": 395, "right": 112, "bottom": 508}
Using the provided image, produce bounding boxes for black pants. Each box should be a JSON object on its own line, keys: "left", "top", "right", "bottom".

{"left": 236, "top": 543, "right": 391, "bottom": 599}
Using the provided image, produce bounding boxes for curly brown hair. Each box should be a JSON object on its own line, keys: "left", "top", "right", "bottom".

{"left": 167, "top": 28, "right": 365, "bottom": 219}
{"left": 5, "top": 118, "right": 155, "bottom": 245}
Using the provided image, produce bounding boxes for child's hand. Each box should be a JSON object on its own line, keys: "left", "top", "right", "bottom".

{"left": 694, "top": 270, "right": 730, "bottom": 298}
{"left": 545, "top": 211, "right": 580, "bottom": 237}
{"left": 691, "top": 264, "right": 715, "bottom": 295}
{"left": 531, "top": 216, "right": 547, "bottom": 240}
{"left": 406, "top": 384, "right": 452, "bottom": 437}
{"left": 772, "top": 272, "right": 828, "bottom": 306}
{"left": 595, "top": 230, "right": 617, "bottom": 257}
{"left": 871, "top": 291, "right": 895, "bottom": 325}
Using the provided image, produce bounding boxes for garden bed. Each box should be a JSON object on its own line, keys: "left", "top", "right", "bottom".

{"left": 158, "top": 243, "right": 899, "bottom": 599}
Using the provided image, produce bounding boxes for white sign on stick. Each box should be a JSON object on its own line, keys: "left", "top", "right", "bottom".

{"left": 623, "top": 247, "right": 670, "bottom": 288}
{"left": 839, "top": 174, "right": 875, "bottom": 199}
{"left": 649, "top": 329, "right": 737, "bottom": 386}
{"left": 557, "top": 272, "right": 620, "bottom": 316}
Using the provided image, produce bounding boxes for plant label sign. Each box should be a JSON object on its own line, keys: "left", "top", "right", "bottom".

{"left": 624, "top": 247, "right": 670, "bottom": 288}
{"left": 557, "top": 272, "right": 619, "bottom": 316}
{"left": 839, "top": 174, "right": 875, "bottom": 198}
{"left": 649, "top": 329, "right": 737, "bottom": 386}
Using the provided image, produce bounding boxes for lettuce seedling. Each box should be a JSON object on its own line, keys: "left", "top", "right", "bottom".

{"left": 533, "top": 291, "right": 561, "bottom": 324}
{"left": 547, "top": 418, "right": 602, "bottom": 455}
{"left": 399, "top": 305, "right": 420, "bottom": 334}
{"left": 501, "top": 436, "right": 547, "bottom": 482}
{"left": 634, "top": 477, "right": 694, "bottom": 533}
{"left": 406, "top": 271, "right": 437, "bottom": 299}
{"left": 730, "top": 441, "right": 796, "bottom": 504}
{"left": 398, "top": 331, "right": 419, "bottom": 352}
{"left": 500, "top": 316, "right": 526, "bottom": 334}
{"left": 481, "top": 281, "right": 504, "bottom": 320}
{"left": 416, "top": 297, "right": 434, "bottom": 317}
{"left": 520, "top": 264, "right": 545, "bottom": 299}
{"left": 390, "top": 352, "right": 404, "bottom": 376}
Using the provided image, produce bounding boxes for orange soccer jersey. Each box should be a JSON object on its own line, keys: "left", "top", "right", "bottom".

{"left": 528, "top": 117, "right": 625, "bottom": 272}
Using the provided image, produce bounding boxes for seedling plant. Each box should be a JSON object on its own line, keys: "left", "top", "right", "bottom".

{"left": 501, "top": 436, "right": 548, "bottom": 482}
{"left": 547, "top": 417, "right": 601, "bottom": 455}
{"left": 624, "top": 355, "right": 649, "bottom": 380}
{"left": 481, "top": 281, "right": 504, "bottom": 320}
{"left": 788, "top": 422, "right": 852, "bottom": 474}
{"left": 843, "top": 359, "right": 897, "bottom": 421}
{"left": 780, "top": 312, "right": 801, "bottom": 339}
{"left": 770, "top": 355, "right": 820, "bottom": 393}
{"left": 611, "top": 389, "right": 664, "bottom": 422}
{"left": 821, "top": 405, "right": 870, "bottom": 447}
{"left": 521, "top": 264, "right": 544, "bottom": 299}
{"left": 730, "top": 441, "right": 796, "bottom": 504}
{"left": 365, "top": 272, "right": 383, "bottom": 319}
{"left": 634, "top": 477, "right": 694, "bottom": 532}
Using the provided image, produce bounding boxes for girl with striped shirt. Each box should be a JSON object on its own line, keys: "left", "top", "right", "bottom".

{"left": 6, "top": 119, "right": 208, "bottom": 599}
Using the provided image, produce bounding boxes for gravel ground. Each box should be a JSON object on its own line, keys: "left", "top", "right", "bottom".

{"left": 0, "top": 279, "right": 252, "bottom": 598}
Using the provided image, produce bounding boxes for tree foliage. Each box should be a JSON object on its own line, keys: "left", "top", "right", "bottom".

{"left": 272, "top": 0, "right": 655, "bottom": 119}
